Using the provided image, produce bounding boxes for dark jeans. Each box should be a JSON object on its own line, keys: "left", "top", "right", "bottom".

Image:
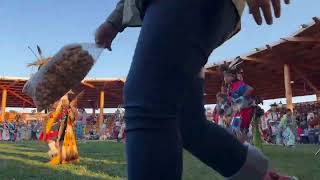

{"left": 31, "top": 131, "right": 37, "bottom": 140}
{"left": 124, "top": 0, "right": 247, "bottom": 179}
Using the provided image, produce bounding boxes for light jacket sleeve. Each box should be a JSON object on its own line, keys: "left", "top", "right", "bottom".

{"left": 279, "top": 116, "right": 287, "bottom": 128}
{"left": 107, "top": 0, "right": 126, "bottom": 32}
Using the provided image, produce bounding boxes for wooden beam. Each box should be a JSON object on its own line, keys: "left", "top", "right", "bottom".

{"left": 242, "top": 56, "right": 266, "bottom": 63}
{"left": 284, "top": 64, "right": 293, "bottom": 111}
{"left": 83, "top": 90, "right": 122, "bottom": 99}
{"left": 81, "top": 81, "right": 95, "bottom": 88}
{"left": 281, "top": 37, "right": 320, "bottom": 43}
{"left": 5, "top": 80, "right": 20, "bottom": 89}
{"left": 106, "top": 91, "right": 122, "bottom": 98}
{"left": 99, "top": 90, "right": 105, "bottom": 129}
{"left": 7, "top": 89, "right": 34, "bottom": 106}
{"left": 242, "top": 68, "right": 283, "bottom": 78}
{"left": 205, "top": 69, "right": 219, "bottom": 75}
{"left": 256, "top": 90, "right": 307, "bottom": 98}
{"left": 291, "top": 65, "right": 319, "bottom": 93}
{"left": 240, "top": 56, "right": 280, "bottom": 65}
{"left": 242, "top": 51, "right": 318, "bottom": 67}
{"left": 1, "top": 89, "right": 7, "bottom": 121}
{"left": 0, "top": 84, "right": 34, "bottom": 107}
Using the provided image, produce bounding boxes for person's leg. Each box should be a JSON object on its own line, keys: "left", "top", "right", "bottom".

{"left": 124, "top": 0, "right": 252, "bottom": 179}
{"left": 125, "top": 1, "right": 194, "bottom": 179}
{"left": 179, "top": 76, "right": 269, "bottom": 179}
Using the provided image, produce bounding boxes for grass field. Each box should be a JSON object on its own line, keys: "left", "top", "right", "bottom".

{"left": 0, "top": 141, "right": 319, "bottom": 180}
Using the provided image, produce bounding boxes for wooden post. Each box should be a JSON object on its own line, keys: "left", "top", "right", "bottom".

{"left": 284, "top": 64, "right": 293, "bottom": 111}
{"left": 316, "top": 92, "right": 320, "bottom": 102}
{"left": 92, "top": 107, "right": 95, "bottom": 116}
{"left": 99, "top": 91, "right": 105, "bottom": 129}
{"left": 1, "top": 89, "right": 8, "bottom": 121}
{"left": 91, "top": 101, "right": 96, "bottom": 117}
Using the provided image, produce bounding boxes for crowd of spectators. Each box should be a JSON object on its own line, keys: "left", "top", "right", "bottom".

{"left": 0, "top": 108, "right": 126, "bottom": 142}
{"left": 0, "top": 120, "right": 43, "bottom": 141}
{"left": 293, "top": 103, "right": 320, "bottom": 144}
{"left": 206, "top": 102, "right": 320, "bottom": 145}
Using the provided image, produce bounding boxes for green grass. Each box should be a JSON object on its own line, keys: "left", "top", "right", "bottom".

{"left": 0, "top": 141, "right": 319, "bottom": 180}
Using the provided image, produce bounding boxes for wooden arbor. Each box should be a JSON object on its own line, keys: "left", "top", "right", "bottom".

{"left": 204, "top": 17, "right": 320, "bottom": 110}
{"left": 0, "top": 77, "right": 34, "bottom": 121}
{"left": 0, "top": 77, "right": 125, "bottom": 127}
{"left": 74, "top": 78, "right": 125, "bottom": 128}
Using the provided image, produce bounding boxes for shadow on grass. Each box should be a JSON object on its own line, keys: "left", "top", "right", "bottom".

{"left": 0, "top": 154, "right": 125, "bottom": 180}
{"left": 1, "top": 146, "right": 44, "bottom": 153}
{"left": 0, "top": 141, "right": 127, "bottom": 179}
{"left": 0, "top": 142, "right": 48, "bottom": 156}
{"left": 0, "top": 151, "right": 47, "bottom": 163}
{"left": 0, "top": 158, "right": 106, "bottom": 180}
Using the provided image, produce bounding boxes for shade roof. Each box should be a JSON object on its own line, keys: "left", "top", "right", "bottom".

{"left": 0, "top": 76, "right": 124, "bottom": 108}
{"left": 2, "top": 18, "right": 320, "bottom": 108}
{"left": 204, "top": 17, "right": 320, "bottom": 104}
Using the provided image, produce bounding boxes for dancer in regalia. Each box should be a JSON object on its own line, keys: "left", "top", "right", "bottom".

{"left": 213, "top": 92, "right": 232, "bottom": 127}
{"left": 279, "top": 109, "right": 296, "bottom": 147}
{"left": 263, "top": 103, "right": 280, "bottom": 143}
{"left": 218, "top": 60, "right": 266, "bottom": 147}
{"left": 28, "top": 52, "right": 81, "bottom": 165}
{"left": 40, "top": 92, "right": 81, "bottom": 165}
{"left": 40, "top": 101, "right": 63, "bottom": 164}
{"left": 219, "top": 61, "right": 254, "bottom": 137}
{"left": 265, "top": 103, "right": 280, "bottom": 122}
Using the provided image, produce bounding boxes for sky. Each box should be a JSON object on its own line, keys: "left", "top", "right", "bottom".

{"left": 1, "top": 0, "right": 320, "bottom": 112}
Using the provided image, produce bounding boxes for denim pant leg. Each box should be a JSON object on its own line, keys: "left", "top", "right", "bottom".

{"left": 179, "top": 76, "right": 247, "bottom": 177}
{"left": 123, "top": 0, "right": 265, "bottom": 180}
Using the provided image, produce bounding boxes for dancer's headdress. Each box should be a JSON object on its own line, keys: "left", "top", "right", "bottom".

{"left": 218, "top": 56, "right": 243, "bottom": 76}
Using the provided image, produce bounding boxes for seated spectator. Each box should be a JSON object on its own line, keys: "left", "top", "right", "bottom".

{"left": 309, "top": 117, "right": 319, "bottom": 129}
{"left": 88, "top": 127, "right": 99, "bottom": 140}
{"left": 307, "top": 112, "right": 315, "bottom": 123}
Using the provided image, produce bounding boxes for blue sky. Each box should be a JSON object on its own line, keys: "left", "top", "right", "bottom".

{"left": 1, "top": 0, "right": 319, "bottom": 111}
